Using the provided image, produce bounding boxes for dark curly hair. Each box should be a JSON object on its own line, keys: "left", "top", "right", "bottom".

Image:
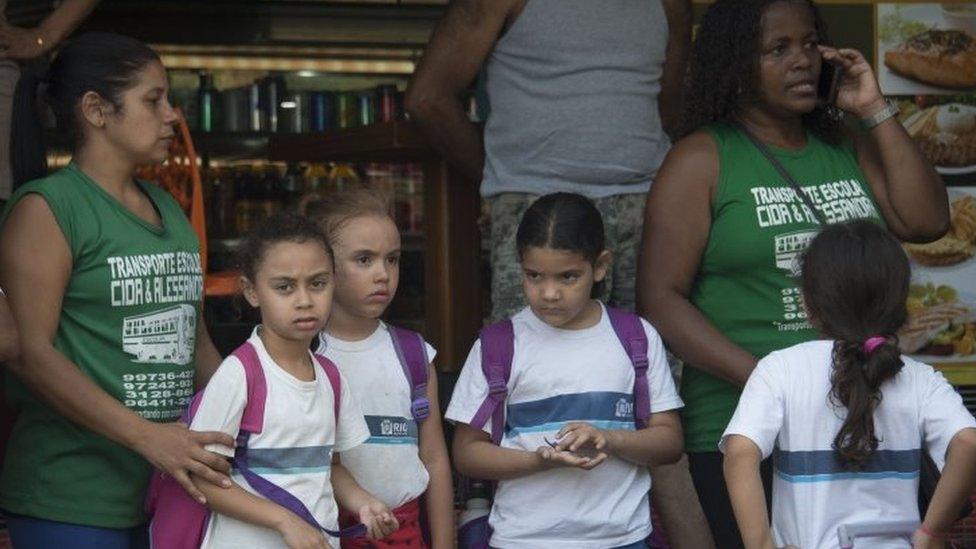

{"left": 800, "top": 220, "right": 910, "bottom": 468}
{"left": 679, "top": 0, "right": 843, "bottom": 143}
{"left": 238, "top": 211, "right": 332, "bottom": 282}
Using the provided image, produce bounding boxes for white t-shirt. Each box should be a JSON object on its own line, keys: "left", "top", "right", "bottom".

{"left": 189, "top": 328, "right": 370, "bottom": 549}
{"left": 316, "top": 322, "right": 437, "bottom": 508}
{"left": 445, "top": 304, "right": 683, "bottom": 549}
{"left": 721, "top": 340, "right": 976, "bottom": 549}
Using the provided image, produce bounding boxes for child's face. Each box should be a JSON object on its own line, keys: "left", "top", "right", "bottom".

{"left": 242, "top": 240, "right": 334, "bottom": 342}
{"left": 520, "top": 246, "right": 609, "bottom": 330}
{"left": 331, "top": 215, "right": 401, "bottom": 321}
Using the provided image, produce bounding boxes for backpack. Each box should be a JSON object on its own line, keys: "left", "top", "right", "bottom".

{"left": 457, "top": 307, "right": 665, "bottom": 549}
{"left": 386, "top": 326, "right": 432, "bottom": 423}
{"left": 146, "top": 341, "right": 367, "bottom": 548}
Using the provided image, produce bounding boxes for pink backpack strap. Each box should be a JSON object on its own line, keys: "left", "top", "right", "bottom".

{"left": 231, "top": 341, "right": 269, "bottom": 434}
{"left": 313, "top": 354, "right": 342, "bottom": 420}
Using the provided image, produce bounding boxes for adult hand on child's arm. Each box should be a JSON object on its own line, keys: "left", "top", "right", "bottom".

{"left": 137, "top": 423, "right": 234, "bottom": 504}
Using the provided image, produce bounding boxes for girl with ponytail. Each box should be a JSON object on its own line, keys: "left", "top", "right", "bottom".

{"left": 0, "top": 33, "right": 233, "bottom": 548}
{"left": 721, "top": 220, "right": 976, "bottom": 549}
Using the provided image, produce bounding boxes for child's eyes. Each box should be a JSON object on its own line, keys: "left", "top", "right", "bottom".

{"left": 524, "top": 272, "right": 541, "bottom": 280}
{"left": 562, "top": 274, "right": 579, "bottom": 282}
{"left": 386, "top": 256, "right": 399, "bottom": 265}
{"left": 311, "top": 280, "right": 329, "bottom": 289}
{"left": 357, "top": 256, "right": 372, "bottom": 266}
{"left": 275, "top": 284, "right": 293, "bottom": 293}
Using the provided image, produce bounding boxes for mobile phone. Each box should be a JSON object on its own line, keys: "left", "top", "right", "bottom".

{"left": 818, "top": 61, "right": 841, "bottom": 105}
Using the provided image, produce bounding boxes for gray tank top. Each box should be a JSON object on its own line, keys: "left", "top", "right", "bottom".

{"left": 481, "top": 0, "right": 670, "bottom": 198}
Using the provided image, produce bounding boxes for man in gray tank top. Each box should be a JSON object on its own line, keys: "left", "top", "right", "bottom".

{"left": 406, "top": 2, "right": 716, "bottom": 547}
{"left": 406, "top": 0, "right": 685, "bottom": 320}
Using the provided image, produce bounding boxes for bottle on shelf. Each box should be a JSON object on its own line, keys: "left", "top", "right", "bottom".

{"left": 197, "top": 72, "right": 217, "bottom": 132}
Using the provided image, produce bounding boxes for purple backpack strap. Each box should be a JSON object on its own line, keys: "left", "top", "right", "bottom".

{"left": 388, "top": 325, "right": 431, "bottom": 422}
{"left": 313, "top": 354, "right": 343, "bottom": 420}
{"left": 606, "top": 308, "right": 651, "bottom": 429}
{"left": 469, "top": 320, "right": 514, "bottom": 445}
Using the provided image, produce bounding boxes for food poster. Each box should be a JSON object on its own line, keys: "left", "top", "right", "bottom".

{"left": 877, "top": 5, "right": 976, "bottom": 376}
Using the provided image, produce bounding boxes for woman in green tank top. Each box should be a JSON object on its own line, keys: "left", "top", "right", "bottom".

{"left": 0, "top": 33, "right": 235, "bottom": 547}
{"left": 636, "top": 1, "right": 948, "bottom": 546}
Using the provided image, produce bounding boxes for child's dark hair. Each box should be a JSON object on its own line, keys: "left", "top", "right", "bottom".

{"left": 800, "top": 220, "right": 910, "bottom": 468}
{"left": 12, "top": 32, "right": 162, "bottom": 189}
{"left": 516, "top": 193, "right": 606, "bottom": 264}
{"left": 238, "top": 212, "right": 332, "bottom": 281}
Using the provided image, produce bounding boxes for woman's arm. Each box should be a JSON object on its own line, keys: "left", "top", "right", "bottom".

{"left": 636, "top": 133, "right": 758, "bottom": 387}
{"left": 417, "top": 364, "right": 456, "bottom": 548}
{"left": 0, "top": 195, "right": 235, "bottom": 503}
{"left": 820, "top": 47, "right": 949, "bottom": 243}
{"left": 192, "top": 473, "right": 332, "bottom": 549}
{"left": 194, "top": 319, "right": 223, "bottom": 390}
{"left": 723, "top": 435, "right": 775, "bottom": 549}
{"left": 0, "top": 291, "right": 19, "bottom": 362}
{"left": 0, "top": 0, "right": 100, "bottom": 60}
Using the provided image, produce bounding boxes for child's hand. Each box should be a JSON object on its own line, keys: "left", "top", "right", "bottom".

{"left": 555, "top": 422, "right": 611, "bottom": 463}
{"left": 535, "top": 445, "right": 606, "bottom": 470}
{"left": 277, "top": 513, "right": 332, "bottom": 549}
{"left": 359, "top": 500, "right": 399, "bottom": 539}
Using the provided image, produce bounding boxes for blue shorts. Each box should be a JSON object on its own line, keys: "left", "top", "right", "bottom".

{"left": 4, "top": 513, "right": 149, "bottom": 549}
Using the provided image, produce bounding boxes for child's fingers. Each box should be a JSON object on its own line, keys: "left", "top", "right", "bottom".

{"left": 578, "top": 452, "right": 608, "bottom": 470}
{"left": 174, "top": 470, "right": 207, "bottom": 504}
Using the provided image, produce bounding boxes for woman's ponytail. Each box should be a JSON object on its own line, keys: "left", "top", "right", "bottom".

{"left": 11, "top": 64, "right": 49, "bottom": 189}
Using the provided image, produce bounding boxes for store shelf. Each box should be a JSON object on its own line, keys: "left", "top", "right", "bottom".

{"left": 269, "top": 121, "right": 435, "bottom": 163}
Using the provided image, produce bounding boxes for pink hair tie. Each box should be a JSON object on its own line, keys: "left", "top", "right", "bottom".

{"left": 863, "top": 336, "right": 887, "bottom": 355}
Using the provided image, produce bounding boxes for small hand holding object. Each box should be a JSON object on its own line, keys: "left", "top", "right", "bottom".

{"left": 360, "top": 500, "right": 399, "bottom": 539}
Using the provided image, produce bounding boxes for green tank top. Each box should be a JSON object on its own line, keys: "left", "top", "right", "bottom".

{"left": 682, "top": 124, "right": 884, "bottom": 453}
{"left": 0, "top": 164, "right": 203, "bottom": 527}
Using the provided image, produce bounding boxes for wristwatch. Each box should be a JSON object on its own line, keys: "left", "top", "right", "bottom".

{"left": 860, "top": 100, "right": 900, "bottom": 130}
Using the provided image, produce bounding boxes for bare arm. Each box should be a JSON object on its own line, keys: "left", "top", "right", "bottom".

{"left": 637, "top": 133, "right": 758, "bottom": 387}
{"left": 658, "top": 0, "right": 692, "bottom": 138}
{"left": 916, "top": 428, "right": 976, "bottom": 546}
{"left": 417, "top": 365, "right": 456, "bottom": 548}
{"left": 192, "top": 473, "right": 332, "bottom": 549}
{"left": 820, "top": 47, "right": 948, "bottom": 243}
{"left": 0, "top": 0, "right": 100, "bottom": 60}
{"left": 194, "top": 319, "right": 223, "bottom": 390}
{"left": 452, "top": 423, "right": 550, "bottom": 480}
{"left": 0, "top": 195, "right": 234, "bottom": 503}
{"left": 404, "top": 0, "right": 516, "bottom": 182}
{"left": 0, "top": 292, "right": 19, "bottom": 362}
{"left": 723, "top": 436, "right": 776, "bottom": 549}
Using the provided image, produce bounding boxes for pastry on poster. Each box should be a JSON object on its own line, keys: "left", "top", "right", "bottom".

{"left": 903, "top": 193, "right": 976, "bottom": 266}
{"left": 902, "top": 102, "right": 976, "bottom": 168}
{"left": 884, "top": 29, "right": 976, "bottom": 89}
{"left": 899, "top": 283, "right": 976, "bottom": 357}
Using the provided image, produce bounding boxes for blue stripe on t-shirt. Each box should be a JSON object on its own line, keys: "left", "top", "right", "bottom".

{"left": 773, "top": 448, "right": 920, "bottom": 483}
{"left": 240, "top": 445, "right": 334, "bottom": 475}
{"left": 505, "top": 391, "right": 637, "bottom": 437}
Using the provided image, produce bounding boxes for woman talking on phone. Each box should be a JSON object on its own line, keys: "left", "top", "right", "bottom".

{"left": 636, "top": 0, "right": 947, "bottom": 546}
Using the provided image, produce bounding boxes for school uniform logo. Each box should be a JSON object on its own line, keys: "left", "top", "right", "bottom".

{"left": 615, "top": 398, "right": 634, "bottom": 419}
{"left": 367, "top": 415, "right": 418, "bottom": 445}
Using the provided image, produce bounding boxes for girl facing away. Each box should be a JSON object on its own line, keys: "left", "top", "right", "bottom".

{"left": 187, "top": 212, "right": 399, "bottom": 549}
{"left": 446, "top": 192, "right": 685, "bottom": 548}
{"left": 303, "top": 187, "right": 455, "bottom": 548}
{"left": 722, "top": 220, "right": 976, "bottom": 549}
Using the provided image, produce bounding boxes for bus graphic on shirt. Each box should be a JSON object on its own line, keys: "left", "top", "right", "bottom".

{"left": 774, "top": 230, "right": 818, "bottom": 276}
{"left": 122, "top": 304, "right": 197, "bottom": 365}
